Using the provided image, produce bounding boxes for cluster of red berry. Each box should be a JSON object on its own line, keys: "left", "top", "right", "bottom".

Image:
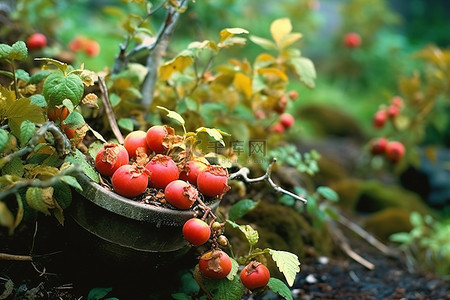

{"left": 372, "top": 96, "right": 403, "bottom": 129}
{"left": 268, "top": 90, "right": 297, "bottom": 133}
{"left": 68, "top": 35, "right": 100, "bottom": 57}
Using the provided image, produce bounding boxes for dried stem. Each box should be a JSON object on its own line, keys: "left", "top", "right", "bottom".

{"left": 98, "top": 76, "right": 124, "bottom": 144}
{"left": 0, "top": 253, "right": 33, "bottom": 261}
{"left": 228, "top": 158, "right": 308, "bottom": 204}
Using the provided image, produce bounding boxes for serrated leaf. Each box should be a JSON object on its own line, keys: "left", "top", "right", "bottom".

{"left": 30, "top": 94, "right": 46, "bottom": 107}
{"left": 159, "top": 51, "right": 194, "bottom": 81}
{"left": 29, "top": 70, "right": 52, "bottom": 84}
{"left": 249, "top": 35, "right": 277, "bottom": 50}
{"left": 0, "top": 44, "right": 12, "bottom": 59}
{"left": 270, "top": 18, "right": 292, "bottom": 47}
{"left": 53, "top": 181, "right": 72, "bottom": 209}
{"left": 65, "top": 149, "right": 99, "bottom": 183}
{"left": 316, "top": 186, "right": 339, "bottom": 202}
{"left": 196, "top": 127, "right": 227, "bottom": 146}
{"left": 157, "top": 106, "right": 185, "bottom": 126}
{"left": 226, "top": 258, "right": 239, "bottom": 280}
{"left": 6, "top": 98, "right": 45, "bottom": 138}
{"left": 268, "top": 249, "right": 300, "bottom": 286}
{"left": 42, "top": 72, "right": 84, "bottom": 107}
{"left": 60, "top": 175, "right": 83, "bottom": 191}
{"left": 203, "top": 273, "right": 245, "bottom": 300}
{"left": 15, "top": 69, "right": 30, "bottom": 82}
{"left": 0, "top": 129, "right": 9, "bottom": 152}
{"left": 9, "top": 41, "right": 28, "bottom": 61}
{"left": 267, "top": 278, "right": 293, "bottom": 300}
{"left": 64, "top": 111, "right": 85, "bottom": 129}
{"left": 289, "top": 57, "right": 316, "bottom": 89}
{"left": 2, "top": 156, "right": 24, "bottom": 177}
{"left": 219, "top": 27, "right": 249, "bottom": 43}
{"left": 118, "top": 118, "right": 134, "bottom": 132}
{"left": 20, "top": 120, "right": 35, "bottom": 146}
{"left": 226, "top": 220, "right": 259, "bottom": 246}
{"left": 228, "top": 199, "right": 259, "bottom": 221}
{"left": 26, "top": 187, "right": 50, "bottom": 215}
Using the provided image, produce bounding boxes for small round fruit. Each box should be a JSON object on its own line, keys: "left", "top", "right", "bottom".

{"left": 111, "top": 164, "right": 149, "bottom": 198}
{"left": 95, "top": 143, "right": 130, "bottom": 177}
{"left": 391, "top": 96, "right": 403, "bottom": 108}
{"left": 47, "top": 106, "right": 69, "bottom": 123}
{"left": 26, "top": 33, "right": 47, "bottom": 51}
{"left": 146, "top": 154, "right": 179, "bottom": 189}
{"left": 240, "top": 261, "right": 270, "bottom": 290}
{"left": 165, "top": 180, "right": 198, "bottom": 209}
{"left": 182, "top": 218, "right": 211, "bottom": 245}
{"left": 274, "top": 96, "right": 287, "bottom": 114}
{"left": 198, "top": 249, "right": 232, "bottom": 279}
{"left": 85, "top": 40, "right": 100, "bottom": 57}
{"left": 280, "top": 113, "right": 294, "bottom": 129}
{"left": 69, "top": 35, "right": 88, "bottom": 52}
{"left": 385, "top": 141, "right": 405, "bottom": 163}
{"left": 373, "top": 110, "right": 387, "bottom": 129}
{"left": 343, "top": 32, "right": 361, "bottom": 48}
{"left": 124, "top": 130, "right": 150, "bottom": 158}
{"left": 146, "top": 125, "right": 168, "bottom": 154}
{"left": 271, "top": 122, "right": 285, "bottom": 133}
{"left": 62, "top": 124, "right": 77, "bottom": 139}
{"left": 370, "top": 137, "right": 388, "bottom": 155}
{"left": 179, "top": 160, "right": 208, "bottom": 185}
{"left": 197, "top": 165, "right": 230, "bottom": 198}
{"left": 387, "top": 105, "right": 400, "bottom": 118}
{"left": 288, "top": 90, "right": 298, "bottom": 100}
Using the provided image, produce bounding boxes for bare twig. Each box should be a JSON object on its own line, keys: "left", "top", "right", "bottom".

{"left": 98, "top": 76, "right": 124, "bottom": 144}
{"left": 228, "top": 158, "right": 308, "bottom": 204}
{"left": 0, "top": 253, "right": 33, "bottom": 261}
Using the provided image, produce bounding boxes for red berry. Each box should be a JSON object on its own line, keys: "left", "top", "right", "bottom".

{"left": 280, "top": 113, "right": 295, "bottom": 128}
{"left": 370, "top": 137, "right": 388, "bottom": 155}
{"left": 62, "top": 125, "right": 77, "bottom": 139}
{"left": 385, "top": 141, "right": 405, "bottom": 164}
{"left": 95, "top": 143, "right": 129, "bottom": 177}
{"left": 254, "top": 109, "right": 266, "bottom": 119}
{"left": 373, "top": 110, "right": 387, "bottom": 129}
{"left": 69, "top": 36, "right": 88, "bottom": 52}
{"left": 47, "top": 106, "right": 69, "bottom": 123}
{"left": 240, "top": 261, "right": 270, "bottom": 290}
{"left": 145, "top": 154, "right": 179, "bottom": 189}
{"left": 111, "top": 164, "right": 149, "bottom": 198}
{"left": 182, "top": 218, "right": 211, "bottom": 245}
{"left": 288, "top": 90, "right": 298, "bottom": 101}
{"left": 391, "top": 96, "right": 403, "bottom": 108}
{"left": 179, "top": 160, "right": 208, "bottom": 185}
{"left": 146, "top": 125, "right": 168, "bottom": 154}
{"left": 85, "top": 40, "right": 100, "bottom": 57}
{"left": 343, "top": 32, "right": 361, "bottom": 48}
{"left": 274, "top": 96, "right": 287, "bottom": 114}
{"left": 271, "top": 122, "right": 285, "bottom": 133}
{"left": 198, "top": 249, "right": 232, "bottom": 279}
{"left": 164, "top": 180, "right": 198, "bottom": 209}
{"left": 387, "top": 105, "right": 400, "bottom": 118}
{"left": 124, "top": 130, "right": 150, "bottom": 158}
{"left": 26, "top": 33, "right": 47, "bottom": 51}
{"left": 197, "top": 165, "right": 230, "bottom": 198}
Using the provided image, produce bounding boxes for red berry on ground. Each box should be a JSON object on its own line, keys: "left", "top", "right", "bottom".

{"left": 370, "top": 137, "right": 388, "bottom": 155}
{"left": 240, "top": 261, "right": 271, "bottom": 290}
{"left": 385, "top": 141, "right": 405, "bottom": 164}
{"left": 373, "top": 110, "right": 387, "bottom": 129}
{"left": 146, "top": 154, "right": 179, "bottom": 189}
{"left": 26, "top": 33, "right": 47, "bottom": 51}
{"left": 146, "top": 125, "right": 168, "bottom": 154}
{"left": 124, "top": 130, "right": 150, "bottom": 158}
{"left": 164, "top": 180, "right": 198, "bottom": 209}
{"left": 197, "top": 165, "right": 230, "bottom": 198}
{"left": 280, "top": 113, "right": 295, "bottom": 129}
{"left": 198, "top": 249, "right": 232, "bottom": 279}
{"left": 111, "top": 164, "right": 149, "bottom": 198}
{"left": 182, "top": 218, "right": 211, "bottom": 245}
{"left": 95, "top": 143, "right": 130, "bottom": 177}
{"left": 179, "top": 160, "right": 208, "bottom": 185}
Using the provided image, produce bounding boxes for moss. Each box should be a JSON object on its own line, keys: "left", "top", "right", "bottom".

{"left": 363, "top": 208, "right": 412, "bottom": 241}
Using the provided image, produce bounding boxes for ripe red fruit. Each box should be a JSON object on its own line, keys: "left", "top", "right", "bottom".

{"left": 271, "top": 122, "right": 285, "bottom": 133}
{"left": 370, "top": 137, "right": 388, "bottom": 155}
{"left": 95, "top": 143, "right": 130, "bottom": 177}
{"left": 47, "top": 106, "right": 69, "bottom": 123}
{"left": 145, "top": 154, "right": 179, "bottom": 189}
{"left": 111, "top": 164, "right": 149, "bottom": 198}
{"left": 280, "top": 113, "right": 295, "bottom": 129}
{"left": 343, "top": 32, "right": 361, "bottom": 48}
{"left": 62, "top": 125, "right": 77, "bottom": 139}
{"left": 198, "top": 249, "right": 232, "bottom": 279}
{"left": 164, "top": 180, "right": 198, "bottom": 209}
{"left": 240, "top": 261, "right": 270, "bottom": 290}
{"left": 179, "top": 160, "right": 208, "bottom": 185}
{"left": 373, "top": 110, "right": 387, "bottom": 129}
{"left": 391, "top": 96, "right": 403, "bottom": 108}
{"left": 274, "top": 96, "right": 288, "bottom": 114}
{"left": 124, "top": 130, "right": 150, "bottom": 158}
{"left": 69, "top": 36, "right": 88, "bottom": 52}
{"left": 85, "top": 40, "right": 100, "bottom": 57}
{"left": 385, "top": 141, "right": 405, "bottom": 163}
{"left": 26, "top": 33, "right": 47, "bottom": 51}
{"left": 182, "top": 218, "right": 211, "bottom": 245}
{"left": 197, "top": 165, "right": 230, "bottom": 198}
{"left": 288, "top": 90, "right": 298, "bottom": 101}
{"left": 387, "top": 105, "right": 400, "bottom": 118}
{"left": 146, "top": 125, "right": 168, "bottom": 154}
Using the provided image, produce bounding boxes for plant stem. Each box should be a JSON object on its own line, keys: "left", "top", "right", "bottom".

{"left": 98, "top": 76, "right": 124, "bottom": 144}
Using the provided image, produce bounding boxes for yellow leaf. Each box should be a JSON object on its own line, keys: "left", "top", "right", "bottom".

{"left": 280, "top": 33, "right": 303, "bottom": 50}
{"left": 159, "top": 53, "right": 194, "bottom": 81}
{"left": 255, "top": 53, "right": 276, "bottom": 63}
{"left": 233, "top": 73, "right": 252, "bottom": 99}
{"left": 219, "top": 28, "right": 249, "bottom": 43}
{"left": 258, "top": 68, "right": 288, "bottom": 82}
{"left": 270, "top": 18, "right": 292, "bottom": 47}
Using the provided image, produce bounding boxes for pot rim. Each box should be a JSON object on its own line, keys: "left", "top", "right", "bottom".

{"left": 75, "top": 174, "right": 219, "bottom": 225}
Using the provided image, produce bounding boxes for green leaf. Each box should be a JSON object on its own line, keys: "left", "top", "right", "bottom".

{"left": 410, "top": 212, "right": 423, "bottom": 228}
{"left": 226, "top": 220, "right": 259, "bottom": 246}
{"left": 20, "top": 120, "right": 35, "bottom": 146}
{"left": 64, "top": 111, "right": 85, "bottom": 129}
{"left": 7, "top": 98, "right": 45, "bottom": 138}
{"left": 0, "top": 44, "right": 12, "bottom": 59}
{"left": 0, "top": 129, "right": 9, "bottom": 152}
{"left": 15, "top": 69, "right": 30, "bottom": 82}
{"left": 289, "top": 57, "right": 316, "bottom": 89}
{"left": 87, "top": 287, "right": 112, "bottom": 300}
{"left": 9, "top": 41, "right": 28, "bottom": 61}
{"left": 226, "top": 258, "right": 239, "bottom": 280}
{"left": 196, "top": 127, "right": 228, "bottom": 146}
{"left": 390, "top": 232, "right": 412, "bottom": 244}
{"left": 53, "top": 181, "right": 72, "bottom": 209}
{"left": 157, "top": 106, "right": 185, "bottom": 127}
{"left": 203, "top": 274, "right": 245, "bottom": 300}
{"left": 65, "top": 149, "right": 99, "bottom": 183}
{"left": 60, "top": 175, "right": 83, "bottom": 191}
{"left": 268, "top": 249, "right": 300, "bottom": 286}
{"left": 109, "top": 93, "right": 121, "bottom": 107}
{"left": 26, "top": 187, "right": 50, "bottom": 215}
{"left": 29, "top": 70, "right": 52, "bottom": 84}
{"left": 316, "top": 186, "right": 339, "bottom": 202}
{"left": 249, "top": 35, "right": 277, "bottom": 50}
{"left": 1, "top": 156, "right": 24, "bottom": 177}
{"left": 228, "top": 199, "right": 259, "bottom": 221}
{"left": 118, "top": 118, "right": 134, "bottom": 132}
{"left": 42, "top": 72, "right": 84, "bottom": 107}
{"left": 30, "top": 94, "right": 47, "bottom": 107}
{"left": 267, "top": 278, "right": 293, "bottom": 300}
{"left": 62, "top": 99, "right": 74, "bottom": 113}
{"left": 171, "top": 293, "right": 192, "bottom": 300}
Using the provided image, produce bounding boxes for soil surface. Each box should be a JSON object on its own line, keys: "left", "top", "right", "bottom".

{"left": 1, "top": 215, "right": 449, "bottom": 300}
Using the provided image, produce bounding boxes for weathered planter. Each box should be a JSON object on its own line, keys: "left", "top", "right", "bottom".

{"left": 67, "top": 174, "right": 219, "bottom": 271}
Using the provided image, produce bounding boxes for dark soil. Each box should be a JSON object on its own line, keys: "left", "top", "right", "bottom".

{"left": 1, "top": 215, "right": 449, "bottom": 300}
